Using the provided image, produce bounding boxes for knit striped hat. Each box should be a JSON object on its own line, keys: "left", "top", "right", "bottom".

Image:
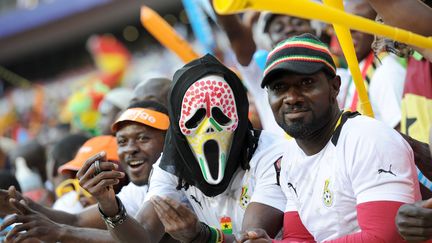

{"left": 261, "top": 33, "right": 336, "bottom": 88}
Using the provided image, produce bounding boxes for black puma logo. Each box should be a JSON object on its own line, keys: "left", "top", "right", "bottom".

{"left": 190, "top": 195, "right": 203, "bottom": 209}
{"left": 378, "top": 164, "right": 396, "bottom": 176}
{"left": 274, "top": 156, "right": 282, "bottom": 185}
{"left": 287, "top": 182, "right": 298, "bottom": 197}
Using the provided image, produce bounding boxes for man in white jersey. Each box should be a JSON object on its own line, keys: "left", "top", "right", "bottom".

{"left": 0, "top": 101, "right": 169, "bottom": 242}
{"left": 239, "top": 33, "right": 421, "bottom": 243}
{"left": 85, "top": 54, "right": 287, "bottom": 243}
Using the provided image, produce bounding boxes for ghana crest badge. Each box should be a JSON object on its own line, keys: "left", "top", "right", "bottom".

{"left": 239, "top": 185, "right": 250, "bottom": 209}
{"left": 323, "top": 179, "right": 333, "bottom": 207}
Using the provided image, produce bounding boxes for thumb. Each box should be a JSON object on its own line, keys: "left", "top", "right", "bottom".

{"left": 247, "top": 231, "right": 259, "bottom": 238}
{"left": 8, "top": 185, "right": 16, "bottom": 198}
{"left": 422, "top": 198, "right": 432, "bottom": 209}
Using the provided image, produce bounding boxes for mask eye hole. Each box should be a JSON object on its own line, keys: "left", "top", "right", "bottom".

{"left": 211, "top": 107, "right": 231, "bottom": 126}
{"left": 185, "top": 108, "right": 206, "bottom": 129}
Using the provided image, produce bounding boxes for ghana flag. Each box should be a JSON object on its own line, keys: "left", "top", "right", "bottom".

{"left": 220, "top": 216, "right": 232, "bottom": 234}
{"left": 400, "top": 55, "right": 432, "bottom": 190}
{"left": 400, "top": 56, "right": 432, "bottom": 144}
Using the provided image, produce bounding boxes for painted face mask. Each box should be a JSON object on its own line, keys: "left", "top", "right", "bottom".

{"left": 160, "top": 54, "right": 252, "bottom": 197}
{"left": 179, "top": 75, "right": 238, "bottom": 184}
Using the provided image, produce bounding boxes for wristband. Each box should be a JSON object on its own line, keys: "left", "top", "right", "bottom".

{"left": 208, "top": 225, "right": 224, "bottom": 243}
{"left": 98, "top": 196, "right": 128, "bottom": 228}
{"left": 188, "top": 222, "right": 224, "bottom": 243}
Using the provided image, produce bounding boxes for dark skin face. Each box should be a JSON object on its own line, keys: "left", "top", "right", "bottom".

{"left": 116, "top": 122, "right": 165, "bottom": 186}
{"left": 98, "top": 100, "right": 121, "bottom": 135}
{"left": 267, "top": 71, "right": 341, "bottom": 155}
{"left": 346, "top": 1, "right": 376, "bottom": 61}
{"left": 268, "top": 15, "right": 315, "bottom": 47}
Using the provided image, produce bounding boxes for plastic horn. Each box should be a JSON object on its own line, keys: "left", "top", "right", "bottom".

{"left": 140, "top": 6, "right": 199, "bottom": 63}
{"left": 213, "top": 0, "right": 432, "bottom": 50}
{"left": 182, "top": 0, "right": 216, "bottom": 54}
{"left": 323, "top": 0, "right": 373, "bottom": 117}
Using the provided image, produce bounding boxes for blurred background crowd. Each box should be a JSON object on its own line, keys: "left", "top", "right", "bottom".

{"left": 0, "top": 0, "right": 431, "bottom": 237}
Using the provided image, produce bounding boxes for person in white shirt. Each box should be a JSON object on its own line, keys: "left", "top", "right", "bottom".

{"left": 84, "top": 54, "right": 287, "bottom": 243}
{"left": 239, "top": 33, "right": 420, "bottom": 243}
{"left": 337, "top": 0, "right": 407, "bottom": 130}
{"left": 0, "top": 100, "right": 168, "bottom": 243}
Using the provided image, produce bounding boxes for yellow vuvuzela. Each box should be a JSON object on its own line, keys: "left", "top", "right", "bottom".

{"left": 213, "top": 0, "right": 432, "bottom": 50}
{"left": 322, "top": 0, "right": 373, "bottom": 117}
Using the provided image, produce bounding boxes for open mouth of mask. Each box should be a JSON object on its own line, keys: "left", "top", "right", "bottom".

{"left": 179, "top": 75, "right": 238, "bottom": 184}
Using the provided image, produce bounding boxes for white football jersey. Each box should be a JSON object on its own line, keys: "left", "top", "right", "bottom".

{"left": 146, "top": 130, "right": 287, "bottom": 234}
{"left": 117, "top": 183, "right": 148, "bottom": 218}
{"left": 280, "top": 114, "right": 420, "bottom": 242}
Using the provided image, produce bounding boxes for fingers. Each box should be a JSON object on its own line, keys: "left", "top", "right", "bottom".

{"left": 163, "top": 197, "right": 195, "bottom": 218}
{"left": 80, "top": 170, "right": 124, "bottom": 191}
{"left": 422, "top": 198, "right": 432, "bottom": 209}
{"left": 398, "top": 203, "right": 432, "bottom": 220}
{"left": 151, "top": 196, "right": 201, "bottom": 242}
{"left": 13, "top": 229, "right": 42, "bottom": 243}
{"left": 76, "top": 152, "right": 106, "bottom": 179}
{"left": 7, "top": 186, "right": 24, "bottom": 205}
{"left": 5, "top": 221, "right": 36, "bottom": 242}
{"left": 398, "top": 227, "right": 432, "bottom": 242}
{"left": 397, "top": 214, "right": 432, "bottom": 228}
{"left": 235, "top": 229, "right": 270, "bottom": 243}
{"left": 9, "top": 199, "right": 33, "bottom": 216}
{"left": 78, "top": 161, "right": 120, "bottom": 183}
{"left": 0, "top": 214, "right": 28, "bottom": 231}
{"left": 78, "top": 161, "right": 123, "bottom": 196}
{"left": 235, "top": 232, "right": 250, "bottom": 243}
{"left": 86, "top": 178, "right": 121, "bottom": 195}
{"left": 151, "top": 196, "right": 181, "bottom": 224}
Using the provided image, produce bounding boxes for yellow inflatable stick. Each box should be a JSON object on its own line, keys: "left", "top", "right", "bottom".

{"left": 213, "top": 0, "right": 432, "bottom": 50}
{"left": 140, "top": 6, "right": 199, "bottom": 63}
{"left": 323, "top": 0, "right": 373, "bottom": 117}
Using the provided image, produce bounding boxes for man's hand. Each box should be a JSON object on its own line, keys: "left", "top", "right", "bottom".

{"left": 0, "top": 186, "right": 25, "bottom": 215}
{"left": 396, "top": 198, "right": 432, "bottom": 242}
{"left": 236, "top": 228, "right": 272, "bottom": 243}
{"left": 76, "top": 152, "right": 124, "bottom": 216}
{"left": 0, "top": 198, "right": 64, "bottom": 243}
{"left": 151, "top": 196, "right": 201, "bottom": 242}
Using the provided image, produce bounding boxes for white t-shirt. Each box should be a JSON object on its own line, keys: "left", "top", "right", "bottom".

{"left": 117, "top": 183, "right": 148, "bottom": 218}
{"left": 280, "top": 115, "right": 420, "bottom": 242}
{"left": 52, "top": 184, "right": 148, "bottom": 217}
{"left": 338, "top": 54, "right": 406, "bottom": 128}
{"left": 146, "top": 130, "right": 287, "bottom": 234}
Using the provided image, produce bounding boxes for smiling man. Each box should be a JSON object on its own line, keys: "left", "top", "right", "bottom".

{"left": 239, "top": 33, "right": 421, "bottom": 243}
{"left": 83, "top": 54, "right": 288, "bottom": 243}
{"left": 0, "top": 100, "right": 169, "bottom": 243}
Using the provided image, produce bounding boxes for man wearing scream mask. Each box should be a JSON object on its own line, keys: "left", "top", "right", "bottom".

{"left": 0, "top": 101, "right": 169, "bottom": 243}
{"left": 95, "top": 54, "right": 287, "bottom": 243}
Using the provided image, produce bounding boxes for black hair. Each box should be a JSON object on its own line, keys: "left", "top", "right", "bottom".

{"left": 0, "top": 170, "right": 21, "bottom": 192}
{"left": 51, "top": 133, "right": 90, "bottom": 177}
{"left": 127, "top": 100, "right": 168, "bottom": 115}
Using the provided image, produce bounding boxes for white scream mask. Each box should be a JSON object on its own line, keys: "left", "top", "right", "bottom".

{"left": 179, "top": 75, "right": 238, "bottom": 185}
